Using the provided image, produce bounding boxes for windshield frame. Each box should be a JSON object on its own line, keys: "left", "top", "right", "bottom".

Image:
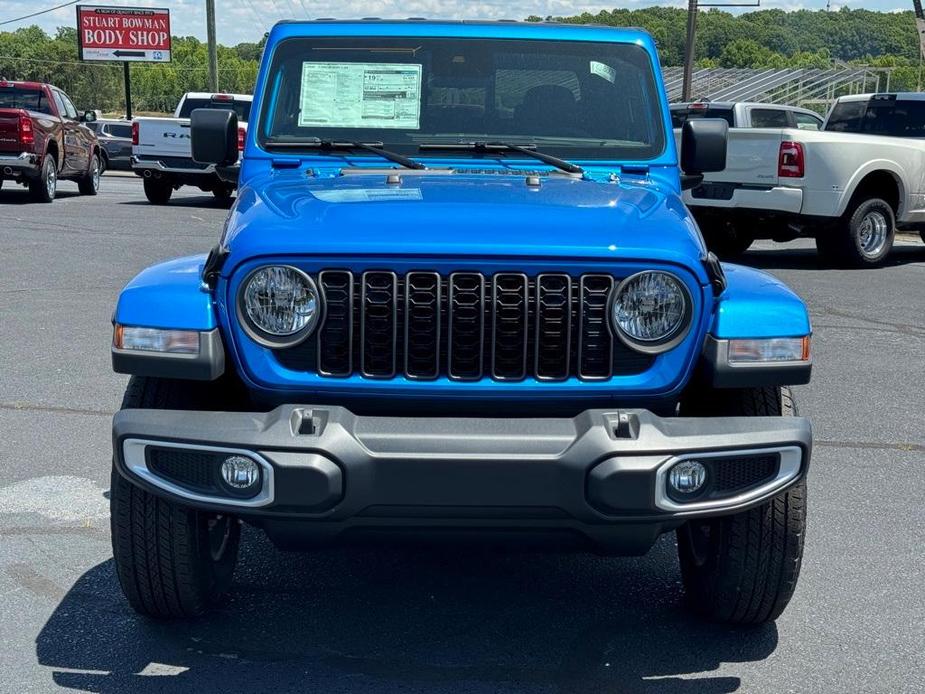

{"left": 255, "top": 34, "right": 668, "bottom": 164}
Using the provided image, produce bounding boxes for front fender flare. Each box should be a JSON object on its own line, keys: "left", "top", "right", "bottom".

{"left": 710, "top": 264, "right": 810, "bottom": 339}
{"left": 114, "top": 254, "right": 216, "bottom": 331}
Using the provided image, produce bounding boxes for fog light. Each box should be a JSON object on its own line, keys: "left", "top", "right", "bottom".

{"left": 669, "top": 460, "right": 707, "bottom": 495}
{"left": 220, "top": 456, "right": 260, "bottom": 490}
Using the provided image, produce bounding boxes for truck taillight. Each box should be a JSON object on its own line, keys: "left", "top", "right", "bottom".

{"left": 131, "top": 121, "right": 139, "bottom": 145}
{"left": 778, "top": 141, "right": 804, "bottom": 178}
{"left": 18, "top": 114, "right": 34, "bottom": 146}
{"left": 238, "top": 126, "right": 245, "bottom": 152}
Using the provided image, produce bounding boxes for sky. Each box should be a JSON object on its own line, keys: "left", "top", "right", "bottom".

{"left": 0, "top": 0, "right": 910, "bottom": 46}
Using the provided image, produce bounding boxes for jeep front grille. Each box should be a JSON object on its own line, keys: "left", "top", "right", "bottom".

{"left": 277, "top": 270, "right": 655, "bottom": 381}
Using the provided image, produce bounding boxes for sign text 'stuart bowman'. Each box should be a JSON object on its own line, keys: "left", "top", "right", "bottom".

{"left": 77, "top": 5, "right": 171, "bottom": 62}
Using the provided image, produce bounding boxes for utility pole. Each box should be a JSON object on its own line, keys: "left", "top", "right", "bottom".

{"left": 681, "top": 1, "right": 762, "bottom": 102}
{"left": 123, "top": 62, "right": 132, "bottom": 119}
{"left": 206, "top": 0, "right": 218, "bottom": 92}
{"left": 914, "top": 0, "right": 925, "bottom": 91}
{"left": 682, "top": 0, "right": 698, "bottom": 101}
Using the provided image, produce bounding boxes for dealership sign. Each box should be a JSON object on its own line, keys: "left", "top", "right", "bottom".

{"left": 77, "top": 5, "right": 171, "bottom": 62}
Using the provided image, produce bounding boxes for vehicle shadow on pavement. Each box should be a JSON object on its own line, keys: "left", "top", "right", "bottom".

{"left": 36, "top": 529, "right": 776, "bottom": 693}
{"left": 741, "top": 243, "right": 925, "bottom": 271}
{"left": 118, "top": 197, "right": 235, "bottom": 209}
{"left": 0, "top": 189, "right": 82, "bottom": 204}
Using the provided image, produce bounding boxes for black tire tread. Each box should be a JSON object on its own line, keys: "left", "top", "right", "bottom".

{"left": 828, "top": 197, "right": 895, "bottom": 267}
{"left": 77, "top": 154, "right": 100, "bottom": 195}
{"left": 111, "top": 376, "right": 239, "bottom": 619}
{"left": 699, "top": 219, "right": 755, "bottom": 260}
{"left": 143, "top": 177, "right": 173, "bottom": 205}
{"left": 677, "top": 386, "right": 806, "bottom": 625}
{"left": 28, "top": 154, "right": 55, "bottom": 203}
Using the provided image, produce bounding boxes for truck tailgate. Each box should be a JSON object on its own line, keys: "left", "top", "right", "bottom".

{"left": 694, "top": 128, "right": 786, "bottom": 189}
{"left": 133, "top": 117, "right": 192, "bottom": 159}
{"left": 0, "top": 108, "right": 24, "bottom": 154}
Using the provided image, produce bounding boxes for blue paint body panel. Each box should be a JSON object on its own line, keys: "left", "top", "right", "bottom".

{"left": 114, "top": 255, "right": 216, "bottom": 331}
{"left": 712, "top": 264, "right": 811, "bottom": 339}
{"left": 112, "top": 20, "right": 812, "bottom": 399}
{"left": 221, "top": 172, "right": 706, "bottom": 275}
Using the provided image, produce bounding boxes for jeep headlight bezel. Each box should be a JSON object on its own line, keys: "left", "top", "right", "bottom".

{"left": 237, "top": 265, "right": 322, "bottom": 348}
{"left": 610, "top": 270, "right": 692, "bottom": 354}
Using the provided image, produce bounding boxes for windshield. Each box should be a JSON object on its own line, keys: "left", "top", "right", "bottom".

{"left": 258, "top": 36, "right": 666, "bottom": 161}
{"left": 179, "top": 97, "right": 252, "bottom": 122}
{"left": 826, "top": 98, "right": 925, "bottom": 138}
{"left": 0, "top": 86, "right": 52, "bottom": 114}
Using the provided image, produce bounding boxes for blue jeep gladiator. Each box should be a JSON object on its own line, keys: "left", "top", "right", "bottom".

{"left": 109, "top": 20, "right": 813, "bottom": 624}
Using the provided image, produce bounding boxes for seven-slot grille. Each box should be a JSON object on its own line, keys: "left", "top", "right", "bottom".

{"left": 276, "top": 270, "right": 656, "bottom": 381}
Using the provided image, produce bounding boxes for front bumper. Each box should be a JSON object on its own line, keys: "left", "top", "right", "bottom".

{"left": 113, "top": 406, "right": 811, "bottom": 554}
{"left": 0, "top": 152, "right": 40, "bottom": 177}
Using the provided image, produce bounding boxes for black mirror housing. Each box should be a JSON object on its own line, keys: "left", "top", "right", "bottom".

{"left": 681, "top": 118, "right": 728, "bottom": 175}
{"left": 191, "top": 108, "right": 238, "bottom": 166}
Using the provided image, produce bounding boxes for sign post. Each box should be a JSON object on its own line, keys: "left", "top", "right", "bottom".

{"left": 76, "top": 5, "right": 171, "bottom": 117}
{"left": 123, "top": 63, "right": 132, "bottom": 119}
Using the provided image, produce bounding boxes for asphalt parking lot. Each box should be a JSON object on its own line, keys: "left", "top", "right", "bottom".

{"left": 1, "top": 173, "right": 923, "bottom": 693}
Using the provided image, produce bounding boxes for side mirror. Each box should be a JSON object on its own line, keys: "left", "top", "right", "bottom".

{"left": 680, "top": 118, "right": 727, "bottom": 190}
{"left": 191, "top": 108, "right": 238, "bottom": 166}
{"left": 81, "top": 110, "right": 97, "bottom": 123}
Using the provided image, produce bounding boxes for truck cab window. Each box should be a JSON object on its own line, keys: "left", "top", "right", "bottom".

{"left": 750, "top": 109, "right": 789, "bottom": 128}
{"left": 794, "top": 112, "right": 822, "bottom": 131}
{"left": 825, "top": 100, "right": 865, "bottom": 132}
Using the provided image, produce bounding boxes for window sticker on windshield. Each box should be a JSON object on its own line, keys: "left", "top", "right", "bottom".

{"left": 298, "top": 62, "right": 422, "bottom": 130}
{"left": 590, "top": 61, "right": 616, "bottom": 84}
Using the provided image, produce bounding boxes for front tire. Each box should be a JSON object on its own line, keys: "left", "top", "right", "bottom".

{"left": 29, "top": 154, "right": 57, "bottom": 203}
{"left": 676, "top": 386, "right": 807, "bottom": 625}
{"left": 111, "top": 377, "right": 240, "bottom": 618}
{"left": 78, "top": 153, "right": 101, "bottom": 195}
{"left": 143, "top": 177, "right": 173, "bottom": 204}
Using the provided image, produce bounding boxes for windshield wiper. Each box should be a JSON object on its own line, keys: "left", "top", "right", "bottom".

{"left": 419, "top": 141, "right": 584, "bottom": 175}
{"left": 264, "top": 138, "right": 426, "bottom": 170}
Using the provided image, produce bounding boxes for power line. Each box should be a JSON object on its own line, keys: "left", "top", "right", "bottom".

{"left": 240, "top": 0, "right": 264, "bottom": 27}
{"left": 0, "top": 0, "right": 79, "bottom": 27}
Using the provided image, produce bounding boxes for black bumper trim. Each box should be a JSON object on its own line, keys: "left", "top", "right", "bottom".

{"left": 113, "top": 405, "right": 811, "bottom": 527}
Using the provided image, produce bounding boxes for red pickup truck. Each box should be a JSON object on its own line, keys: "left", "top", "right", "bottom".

{"left": 0, "top": 80, "right": 102, "bottom": 202}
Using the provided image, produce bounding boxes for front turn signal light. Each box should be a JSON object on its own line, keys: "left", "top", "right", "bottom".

{"left": 113, "top": 324, "right": 200, "bottom": 354}
{"left": 728, "top": 336, "right": 810, "bottom": 364}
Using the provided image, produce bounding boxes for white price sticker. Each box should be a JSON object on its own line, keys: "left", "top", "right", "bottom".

{"left": 298, "top": 62, "right": 423, "bottom": 130}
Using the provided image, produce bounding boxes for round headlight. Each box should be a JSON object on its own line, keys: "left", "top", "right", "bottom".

{"left": 611, "top": 271, "right": 691, "bottom": 352}
{"left": 240, "top": 266, "right": 320, "bottom": 345}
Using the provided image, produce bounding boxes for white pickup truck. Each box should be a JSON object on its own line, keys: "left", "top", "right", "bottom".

{"left": 132, "top": 92, "right": 251, "bottom": 204}
{"left": 671, "top": 101, "right": 824, "bottom": 131}
{"left": 681, "top": 93, "right": 925, "bottom": 266}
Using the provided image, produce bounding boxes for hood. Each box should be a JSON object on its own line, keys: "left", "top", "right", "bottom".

{"left": 222, "top": 170, "right": 707, "bottom": 279}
